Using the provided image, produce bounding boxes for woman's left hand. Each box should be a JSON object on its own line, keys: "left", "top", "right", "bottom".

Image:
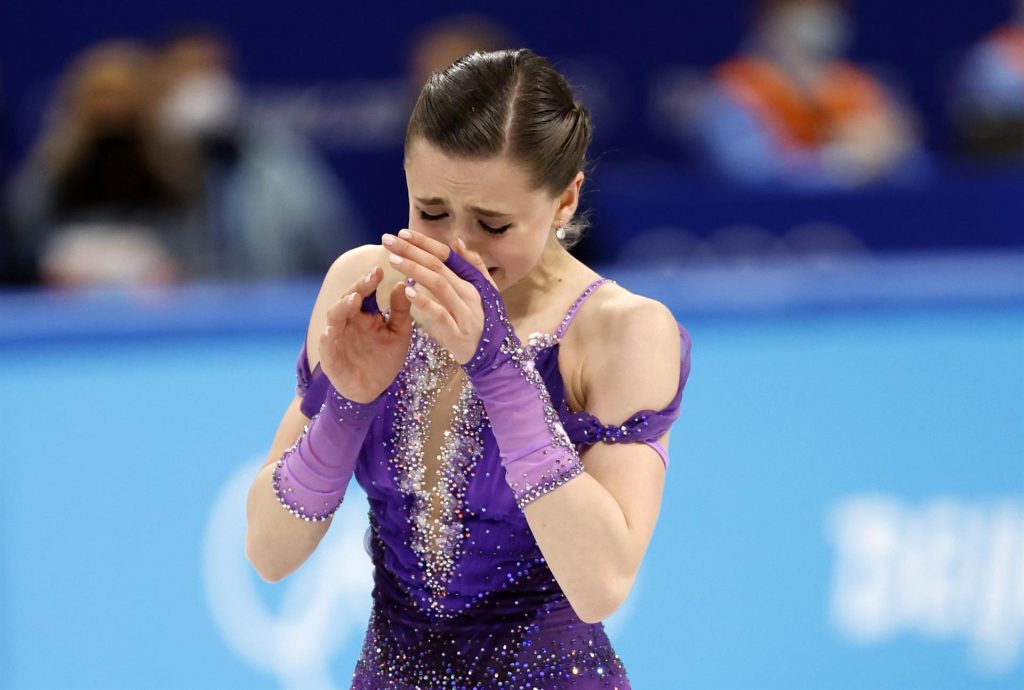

{"left": 381, "top": 228, "right": 496, "bottom": 364}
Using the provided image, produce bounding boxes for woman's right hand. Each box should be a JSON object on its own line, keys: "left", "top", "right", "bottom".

{"left": 318, "top": 265, "right": 413, "bottom": 403}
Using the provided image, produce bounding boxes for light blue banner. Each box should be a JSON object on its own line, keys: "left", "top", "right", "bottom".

{"left": 1, "top": 252, "right": 1022, "bottom": 689}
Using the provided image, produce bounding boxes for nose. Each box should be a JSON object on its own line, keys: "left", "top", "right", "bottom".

{"left": 449, "top": 223, "right": 476, "bottom": 252}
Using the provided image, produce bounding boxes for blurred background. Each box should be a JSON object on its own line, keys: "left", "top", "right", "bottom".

{"left": 0, "top": 0, "right": 1021, "bottom": 688}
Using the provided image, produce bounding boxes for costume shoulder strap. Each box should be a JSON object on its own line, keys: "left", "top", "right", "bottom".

{"left": 554, "top": 278, "right": 615, "bottom": 340}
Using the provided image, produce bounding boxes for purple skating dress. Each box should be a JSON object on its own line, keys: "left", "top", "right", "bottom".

{"left": 294, "top": 278, "right": 692, "bottom": 689}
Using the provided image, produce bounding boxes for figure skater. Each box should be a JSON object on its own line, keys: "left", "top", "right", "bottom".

{"left": 245, "top": 48, "right": 693, "bottom": 689}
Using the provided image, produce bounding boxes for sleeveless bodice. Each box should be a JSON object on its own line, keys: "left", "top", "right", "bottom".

{"left": 293, "top": 278, "right": 692, "bottom": 689}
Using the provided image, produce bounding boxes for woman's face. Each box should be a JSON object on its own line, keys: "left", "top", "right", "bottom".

{"left": 404, "top": 137, "right": 568, "bottom": 290}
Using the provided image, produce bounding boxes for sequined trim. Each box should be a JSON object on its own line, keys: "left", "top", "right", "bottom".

{"left": 522, "top": 330, "right": 559, "bottom": 360}
{"left": 271, "top": 388, "right": 379, "bottom": 522}
{"left": 386, "top": 325, "right": 486, "bottom": 617}
{"left": 482, "top": 309, "right": 585, "bottom": 511}
{"left": 271, "top": 414, "right": 343, "bottom": 522}
{"left": 554, "top": 278, "right": 615, "bottom": 339}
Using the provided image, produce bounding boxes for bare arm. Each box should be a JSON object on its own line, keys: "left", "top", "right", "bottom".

{"left": 245, "top": 243, "right": 392, "bottom": 583}
{"left": 522, "top": 296, "right": 684, "bottom": 623}
{"left": 245, "top": 396, "right": 326, "bottom": 583}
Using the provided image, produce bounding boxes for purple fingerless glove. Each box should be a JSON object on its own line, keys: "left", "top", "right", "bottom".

{"left": 443, "top": 250, "right": 584, "bottom": 509}
{"left": 272, "top": 292, "right": 385, "bottom": 521}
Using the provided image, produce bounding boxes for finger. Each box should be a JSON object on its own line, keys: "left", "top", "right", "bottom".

{"left": 386, "top": 280, "right": 413, "bottom": 334}
{"left": 327, "top": 266, "right": 381, "bottom": 326}
{"left": 318, "top": 322, "right": 339, "bottom": 364}
{"left": 354, "top": 266, "right": 383, "bottom": 315}
{"left": 402, "top": 282, "right": 459, "bottom": 339}
{"left": 325, "top": 290, "right": 362, "bottom": 330}
{"left": 384, "top": 236, "right": 473, "bottom": 325}
{"left": 384, "top": 231, "right": 455, "bottom": 279}
{"left": 354, "top": 264, "right": 382, "bottom": 296}
{"left": 396, "top": 227, "right": 450, "bottom": 263}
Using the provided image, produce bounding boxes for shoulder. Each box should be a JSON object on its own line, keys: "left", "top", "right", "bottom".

{"left": 304, "top": 243, "right": 391, "bottom": 370}
{"left": 314, "top": 243, "right": 390, "bottom": 318}
{"left": 582, "top": 284, "right": 679, "bottom": 343}
{"left": 321, "top": 243, "right": 389, "bottom": 290}
{"left": 573, "top": 284, "right": 684, "bottom": 418}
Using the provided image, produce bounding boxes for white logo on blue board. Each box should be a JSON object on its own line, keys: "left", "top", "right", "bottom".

{"left": 201, "top": 456, "right": 374, "bottom": 690}
{"left": 827, "top": 494, "right": 1024, "bottom": 675}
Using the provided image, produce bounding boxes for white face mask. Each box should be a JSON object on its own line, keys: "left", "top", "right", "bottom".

{"left": 158, "top": 71, "right": 242, "bottom": 141}
{"left": 770, "top": 3, "right": 851, "bottom": 60}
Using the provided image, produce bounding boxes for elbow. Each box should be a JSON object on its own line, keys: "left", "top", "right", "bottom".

{"left": 245, "top": 533, "right": 287, "bottom": 583}
{"left": 573, "top": 577, "right": 630, "bottom": 625}
{"left": 575, "top": 597, "right": 621, "bottom": 626}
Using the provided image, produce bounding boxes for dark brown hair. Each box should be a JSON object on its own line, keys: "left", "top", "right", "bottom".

{"left": 405, "top": 48, "right": 592, "bottom": 248}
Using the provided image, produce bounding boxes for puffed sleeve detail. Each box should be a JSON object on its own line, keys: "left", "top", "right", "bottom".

{"left": 559, "top": 323, "right": 692, "bottom": 468}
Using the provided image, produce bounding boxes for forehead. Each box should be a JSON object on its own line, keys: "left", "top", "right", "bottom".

{"left": 404, "top": 138, "right": 543, "bottom": 207}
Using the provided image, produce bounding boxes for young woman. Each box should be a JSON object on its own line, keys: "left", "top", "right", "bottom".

{"left": 245, "top": 48, "right": 693, "bottom": 689}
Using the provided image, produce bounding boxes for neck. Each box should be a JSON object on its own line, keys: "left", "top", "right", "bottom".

{"left": 501, "top": 233, "right": 574, "bottom": 323}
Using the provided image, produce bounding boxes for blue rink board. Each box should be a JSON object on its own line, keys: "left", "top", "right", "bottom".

{"left": 0, "top": 252, "right": 1022, "bottom": 690}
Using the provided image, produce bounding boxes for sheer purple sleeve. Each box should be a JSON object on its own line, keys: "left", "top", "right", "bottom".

{"left": 275, "top": 291, "right": 386, "bottom": 520}
{"left": 272, "top": 387, "right": 382, "bottom": 521}
{"left": 444, "top": 250, "right": 584, "bottom": 510}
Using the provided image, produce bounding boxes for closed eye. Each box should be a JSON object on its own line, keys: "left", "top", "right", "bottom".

{"left": 478, "top": 220, "right": 512, "bottom": 235}
{"left": 419, "top": 210, "right": 449, "bottom": 221}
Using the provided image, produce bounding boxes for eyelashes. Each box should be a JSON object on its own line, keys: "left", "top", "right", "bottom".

{"left": 478, "top": 221, "right": 512, "bottom": 235}
{"left": 418, "top": 210, "right": 511, "bottom": 236}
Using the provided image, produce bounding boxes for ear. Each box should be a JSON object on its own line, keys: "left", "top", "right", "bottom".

{"left": 554, "top": 170, "right": 584, "bottom": 226}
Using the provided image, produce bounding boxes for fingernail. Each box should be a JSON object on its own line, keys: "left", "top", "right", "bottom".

{"left": 397, "top": 229, "right": 411, "bottom": 239}
{"left": 405, "top": 286, "right": 417, "bottom": 299}
{"left": 346, "top": 292, "right": 357, "bottom": 302}
{"left": 382, "top": 233, "right": 396, "bottom": 245}
{"left": 388, "top": 253, "right": 402, "bottom": 265}
{"left": 363, "top": 270, "right": 373, "bottom": 283}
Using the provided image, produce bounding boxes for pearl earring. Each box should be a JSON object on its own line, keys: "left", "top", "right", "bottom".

{"left": 555, "top": 226, "right": 566, "bottom": 240}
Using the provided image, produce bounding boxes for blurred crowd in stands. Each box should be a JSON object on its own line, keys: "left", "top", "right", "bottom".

{"left": 1, "top": 0, "right": 1022, "bottom": 290}
{"left": 1, "top": 28, "right": 363, "bottom": 288}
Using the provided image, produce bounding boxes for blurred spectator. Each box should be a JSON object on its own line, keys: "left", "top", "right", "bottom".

{"left": 0, "top": 69, "right": 16, "bottom": 285}
{"left": 689, "top": 0, "right": 926, "bottom": 189}
{"left": 949, "top": 0, "right": 1024, "bottom": 162}
{"left": 5, "top": 41, "right": 196, "bottom": 288}
{"left": 407, "top": 15, "right": 516, "bottom": 96}
{"left": 153, "top": 26, "right": 364, "bottom": 280}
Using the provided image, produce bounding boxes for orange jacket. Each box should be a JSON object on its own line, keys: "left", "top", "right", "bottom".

{"left": 713, "top": 56, "right": 890, "bottom": 151}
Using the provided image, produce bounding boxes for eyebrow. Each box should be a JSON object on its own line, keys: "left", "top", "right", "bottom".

{"left": 415, "top": 197, "right": 510, "bottom": 219}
